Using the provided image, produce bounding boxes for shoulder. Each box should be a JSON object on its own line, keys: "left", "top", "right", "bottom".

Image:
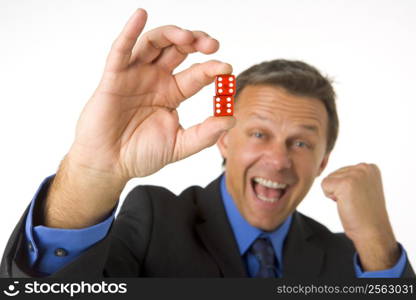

{"left": 110, "top": 182, "right": 208, "bottom": 259}
{"left": 118, "top": 181, "right": 211, "bottom": 223}
{"left": 120, "top": 174, "right": 222, "bottom": 214}
{"left": 294, "top": 211, "right": 355, "bottom": 253}
{"left": 122, "top": 182, "right": 204, "bottom": 207}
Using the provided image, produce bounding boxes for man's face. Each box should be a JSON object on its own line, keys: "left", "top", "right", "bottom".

{"left": 217, "top": 85, "right": 330, "bottom": 231}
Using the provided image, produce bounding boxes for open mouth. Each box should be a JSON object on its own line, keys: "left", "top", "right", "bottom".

{"left": 251, "top": 176, "right": 289, "bottom": 204}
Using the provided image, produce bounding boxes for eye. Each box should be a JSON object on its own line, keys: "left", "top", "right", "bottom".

{"left": 251, "top": 131, "right": 265, "bottom": 139}
{"left": 294, "top": 140, "right": 308, "bottom": 148}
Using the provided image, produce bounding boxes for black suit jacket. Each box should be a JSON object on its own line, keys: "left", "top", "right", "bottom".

{"left": 1, "top": 175, "right": 414, "bottom": 278}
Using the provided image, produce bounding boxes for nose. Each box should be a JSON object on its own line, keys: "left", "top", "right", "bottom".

{"left": 262, "top": 142, "right": 292, "bottom": 170}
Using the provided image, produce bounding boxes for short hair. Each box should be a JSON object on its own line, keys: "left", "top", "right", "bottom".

{"left": 222, "top": 59, "right": 338, "bottom": 165}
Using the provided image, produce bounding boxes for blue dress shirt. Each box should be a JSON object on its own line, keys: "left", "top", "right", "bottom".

{"left": 25, "top": 176, "right": 115, "bottom": 275}
{"left": 25, "top": 174, "right": 407, "bottom": 276}
{"left": 220, "top": 175, "right": 292, "bottom": 277}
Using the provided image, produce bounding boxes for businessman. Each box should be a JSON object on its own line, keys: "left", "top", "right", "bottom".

{"left": 1, "top": 9, "right": 414, "bottom": 278}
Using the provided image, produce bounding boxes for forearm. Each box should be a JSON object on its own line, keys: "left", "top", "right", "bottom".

{"left": 353, "top": 229, "right": 400, "bottom": 271}
{"left": 42, "top": 155, "right": 127, "bottom": 229}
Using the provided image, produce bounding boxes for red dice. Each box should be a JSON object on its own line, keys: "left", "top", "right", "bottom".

{"left": 213, "top": 74, "right": 235, "bottom": 116}
{"left": 214, "top": 95, "right": 234, "bottom": 116}
{"left": 215, "top": 75, "right": 236, "bottom": 96}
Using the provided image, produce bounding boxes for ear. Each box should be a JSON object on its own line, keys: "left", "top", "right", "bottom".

{"left": 316, "top": 152, "right": 330, "bottom": 177}
{"left": 216, "top": 131, "right": 230, "bottom": 159}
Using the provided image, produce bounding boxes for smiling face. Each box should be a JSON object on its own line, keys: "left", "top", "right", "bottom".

{"left": 217, "top": 85, "right": 330, "bottom": 231}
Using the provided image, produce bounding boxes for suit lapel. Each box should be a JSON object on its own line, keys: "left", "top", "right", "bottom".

{"left": 282, "top": 211, "right": 324, "bottom": 278}
{"left": 194, "top": 176, "right": 247, "bottom": 277}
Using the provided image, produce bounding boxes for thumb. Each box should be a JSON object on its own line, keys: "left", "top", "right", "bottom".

{"left": 173, "top": 116, "right": 236, "bottom": 161}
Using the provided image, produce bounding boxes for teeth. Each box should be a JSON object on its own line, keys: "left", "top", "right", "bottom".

{"left": 257, "top": 194, "right": 278, "bottom": 203}
{"left": 253, "top": 177, "right": 287, "bottom": 189}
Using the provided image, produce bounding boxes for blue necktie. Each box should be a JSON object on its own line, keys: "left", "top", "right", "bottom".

{"left": 249, "top": 237, "right": 278, "bottom": 277}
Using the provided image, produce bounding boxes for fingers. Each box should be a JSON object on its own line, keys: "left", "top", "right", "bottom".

{"left": 174, "top": 60, "right": 233, "bottom": 100}
{"left": 105, "top": 11, "right": 220, "bottom": 74}
{"left": 189, "top": 31, "right": 219, "bottom": 54}
{"left": 105, "top": 9, "right": 148, "bottom": 72}
{"left": 173, "top": 116, "right": 236, "bottom": 161}
{"left": 133, "top": 26, "right": 195, "bottom": 63}
{"left": 321, "top": 176, "right": 340, "bottom": 201}
{"left": 321, "top": 163, "right": 381, "bottom": 202}
{"left": 326, "top": 163, "right": 378, "bottom": 179}
{"left": 154, "top": 31, "right": 219, "bottom": 71}
{"left": 321, "top": 166, "right": 351, "bottom": 201}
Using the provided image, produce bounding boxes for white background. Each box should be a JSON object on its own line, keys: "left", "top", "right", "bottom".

{"left": 1, "top": 0, "right": 415, "bottom": 269}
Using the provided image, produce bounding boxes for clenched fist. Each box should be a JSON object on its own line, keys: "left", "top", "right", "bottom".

{"left": 322, "top": 163, "right": 400, "bottom": 271}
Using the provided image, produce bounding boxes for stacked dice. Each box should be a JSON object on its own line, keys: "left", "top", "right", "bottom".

{"left": 213, "top": 74, "right": 236, "bottom": 116}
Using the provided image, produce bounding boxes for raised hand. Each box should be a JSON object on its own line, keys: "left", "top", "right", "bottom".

{"left": 322, "top": 163, "right": 400, "bottom": 271}
{"left": 70, "top": 9, "right": 235, "bottom": 180}
{"left": 44, "top": 9, "right": 235, "bottom": 228}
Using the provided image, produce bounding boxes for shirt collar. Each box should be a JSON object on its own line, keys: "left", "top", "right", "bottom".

{"left": 220, "top": 174, "right": 293, "bottom": 264}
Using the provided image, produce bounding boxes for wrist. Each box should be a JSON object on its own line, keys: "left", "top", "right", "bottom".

{"left": 65, "top": 151, "right": 128, "bottom": 189}
{"left": 352, "top": 230, "right": 400, "bottom": 271}
{"left": 43, "top": 155, "right": 127, "bottom": 229}
{"left": 67, "top": 141, "right": 130, "bottom": 182}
